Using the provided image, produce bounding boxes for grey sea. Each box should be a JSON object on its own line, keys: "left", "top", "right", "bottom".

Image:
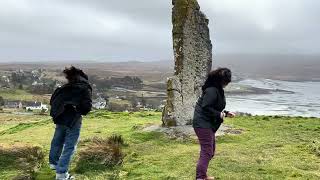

{"left": 226, "top": 79, "right": 320, "bottom": 117}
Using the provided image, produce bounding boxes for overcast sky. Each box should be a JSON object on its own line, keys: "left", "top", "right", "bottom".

{"left": 0, "top": 0, "right": 319, "bottom": 62}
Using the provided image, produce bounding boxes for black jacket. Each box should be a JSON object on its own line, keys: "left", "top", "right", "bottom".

{"left": 50, "top": 77, "right": 92, "bottom": 127}
{"left": 193, "top": 86, "right": 226, "bottom": 131}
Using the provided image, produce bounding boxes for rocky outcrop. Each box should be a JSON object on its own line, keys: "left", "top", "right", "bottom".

{"left": 162, "top": 0, "right": 213, "bottom": 126}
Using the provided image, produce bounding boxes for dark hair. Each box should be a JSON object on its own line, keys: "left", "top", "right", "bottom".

{"left": 63, "top": 66, "right": 88, "bottom": 82}
{"left": 202, "top": 68, "right": 232, "bottom": 91}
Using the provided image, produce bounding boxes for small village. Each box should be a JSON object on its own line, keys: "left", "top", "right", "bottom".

{"left": 0, "top": 68, "right": 166, "bottom": 114}
{"left": 3, "top": 100, "right": 48, "bottom": 112}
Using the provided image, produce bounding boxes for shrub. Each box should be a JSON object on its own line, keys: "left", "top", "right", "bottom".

{"left": 0, "top": 145, "right": 44, "bottom": 179}
{"left": 108, "top": 101, "right": 131, "bottom": 112}
{"left": 308, "top": 141, "right": 320, "bottom": 156}
{"left": 108, "top": 134, "right": 125, "bottom": 146}
{"left": 76, "top": 135, "right": 125, "bottom": 173}
{"left": 15, "top": 146, "right": 45, "bottom": 174}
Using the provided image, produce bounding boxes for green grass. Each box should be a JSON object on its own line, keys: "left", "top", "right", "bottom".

{"left": 0, "top": 89, "right": 50, "bottom": 103}
{"left": 0, "top": 111, "right": 319, "bottom": 179}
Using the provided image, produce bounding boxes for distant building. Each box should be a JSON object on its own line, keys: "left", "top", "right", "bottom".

{"left": 136, "top": 102, "right": 144, "bottom": 109}
{"left": 159, "top": 104, "right": 165, "bottom": 109}
{"left": 4, "top": 100, "right": 23, "bottom": 109}
{"left": 25, "top": 101, "right": 48, "bottom": 112}
{"left": 92, "top": 97, "right": 106, "bottom": 109}
{"left": 0, "top": 76, "right": 10, "bottom": 88}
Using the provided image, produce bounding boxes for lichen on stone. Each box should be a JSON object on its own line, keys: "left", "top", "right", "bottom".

{"left": 162, "top": 0, "right": 213, "bottom": 126}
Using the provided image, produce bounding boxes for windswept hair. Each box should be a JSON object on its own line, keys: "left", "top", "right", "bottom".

{"left": 202, "top": 68, "right": 232, "bottom": 91}
{"left": 63, "top": 66, "right": 88, "bottom": 82}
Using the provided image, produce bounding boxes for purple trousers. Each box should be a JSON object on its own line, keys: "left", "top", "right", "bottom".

{"left": 194, "top": 128, "right": 216, "bottom": 179}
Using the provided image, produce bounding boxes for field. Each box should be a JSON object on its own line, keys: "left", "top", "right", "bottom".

{"left": 0, "top": 89, "right": 51, "bottom": 104}
{"left": 0, "top": 111, "right": 319, "bottom": 179}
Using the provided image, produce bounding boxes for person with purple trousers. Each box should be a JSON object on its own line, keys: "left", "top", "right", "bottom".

{"left": 193, "top": 68, "right": 235, "bottom": 180}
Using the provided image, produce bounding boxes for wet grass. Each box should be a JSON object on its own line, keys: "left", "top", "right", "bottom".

{"left": 0, "top": 119, "right": 51, "bottom": 135}
{"left": 0, "top": 145, "right": 45, "bottom": 179}
{"left": 0, "top": 111, "right": 319, "bottom": 179}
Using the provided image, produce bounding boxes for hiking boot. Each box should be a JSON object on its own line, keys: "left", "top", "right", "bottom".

{"left": 56, "top": 172, "right": 75, "bottom": 180}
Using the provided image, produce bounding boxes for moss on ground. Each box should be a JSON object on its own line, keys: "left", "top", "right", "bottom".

{"left": 0, "top": 111, "right": 319, "bottom": 179}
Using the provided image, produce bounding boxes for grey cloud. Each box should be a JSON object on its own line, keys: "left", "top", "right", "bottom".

{"left": 0, "top": 0, "right": 319, "bottom": 62}
{"left": 200, "top": 0, "right": 320, "bottom": 54}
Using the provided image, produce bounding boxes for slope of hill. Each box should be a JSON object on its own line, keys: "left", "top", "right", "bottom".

{"left": 1, "top": 54, "right": 319, "bottom": 82}
{"left": 0, "top": 111, "right": 319, "bottom": 179}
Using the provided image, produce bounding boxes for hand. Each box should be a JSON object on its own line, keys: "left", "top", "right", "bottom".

{"left": 219, "top": 112, "right": 225, "bottom": 123}
{"left": 227, "top": 112, "right": 236, "bottom": 118}
{"left": 220, "top": 112, "right": 226, "bottom": 119}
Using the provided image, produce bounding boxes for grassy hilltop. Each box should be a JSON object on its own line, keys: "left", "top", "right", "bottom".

{"left": 0, "top": 111, "right": 319, "bottom": 179}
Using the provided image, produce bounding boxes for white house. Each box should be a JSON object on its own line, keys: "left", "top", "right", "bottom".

{"left": 92, "top": 97, "right": 107, "bottom": 109}
{"left": 25, "top": 102, "right": 48, "bottom": 112}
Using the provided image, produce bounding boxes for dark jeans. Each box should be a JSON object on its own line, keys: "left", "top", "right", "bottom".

{"left": 49, "top": 119, "right": 82, "bottom": 174}
{"left": 194, "top": 128, "right": 216, "bottom": 179}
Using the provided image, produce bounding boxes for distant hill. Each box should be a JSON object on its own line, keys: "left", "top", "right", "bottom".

{"left": 214, "top": 54, "right": 320, "bottom": 81}
{"left": 1, "top": 54, "right": 319, "bottom": 82}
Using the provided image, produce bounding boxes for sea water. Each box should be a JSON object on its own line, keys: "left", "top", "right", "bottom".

{"left": 225, "top": 79, "right": 320, "bottom": 117}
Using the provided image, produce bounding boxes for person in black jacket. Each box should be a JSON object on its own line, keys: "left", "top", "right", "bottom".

{"left": 49, "top": 66, "right": 92, "bottom": 180}
{"left": 193, "top": 68, "right": 235, "bottom": 180}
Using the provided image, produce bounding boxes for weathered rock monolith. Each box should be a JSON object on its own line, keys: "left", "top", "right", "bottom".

{"left": 162, "top": 0, "right": 212, "bottom": 126}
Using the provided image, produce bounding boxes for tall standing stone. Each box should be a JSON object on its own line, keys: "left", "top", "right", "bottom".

{"left": 162, "top": 0, "right": 212, "bottom": 126}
